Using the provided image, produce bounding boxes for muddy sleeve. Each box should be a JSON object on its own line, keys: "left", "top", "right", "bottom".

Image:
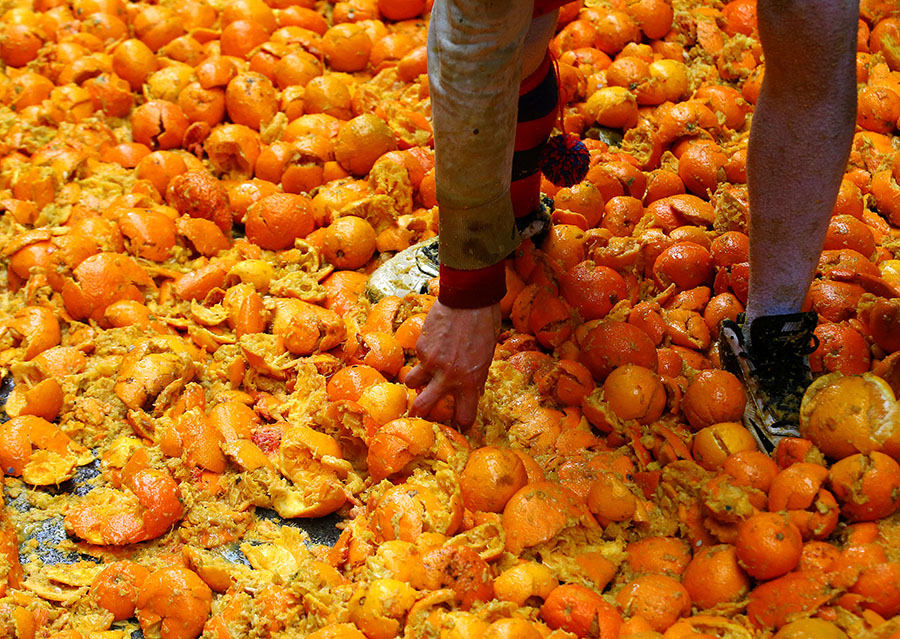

{"left": 427, "top": 0, "right": 533, "bottom": 274}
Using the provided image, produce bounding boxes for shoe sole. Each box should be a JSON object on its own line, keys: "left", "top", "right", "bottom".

{"left": 365, "top": 237, "right": 438, "bottom": 302}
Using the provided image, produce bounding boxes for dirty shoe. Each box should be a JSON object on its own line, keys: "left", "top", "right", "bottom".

{"left": 717, "top": 312, "right": 820, "bottom": 453}
{"left": 516, "top": 194, "right": 554, "bottom": 243}
{"left": 365, "top": 236, "right": 439, "bottom": 302}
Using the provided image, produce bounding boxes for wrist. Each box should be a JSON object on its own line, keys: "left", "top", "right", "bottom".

{"left": 438, "top": 261, "right": 507, "bottom": 308}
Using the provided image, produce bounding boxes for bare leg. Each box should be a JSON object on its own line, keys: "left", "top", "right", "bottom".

{"left": 744, "top": 0, "right": 858, "bottom": 324}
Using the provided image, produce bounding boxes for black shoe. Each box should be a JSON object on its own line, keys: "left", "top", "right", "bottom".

{"left": 366, "top": 195, "right": 553, "bottom": 302}
{"left": 516, "top": 194, "right": 554, "bottom": 243}
{"left": 365, "top": 236, "right": 439, "bottom": 301}
{"left": 717, "top": 312, "right": 820, "bottom": 453}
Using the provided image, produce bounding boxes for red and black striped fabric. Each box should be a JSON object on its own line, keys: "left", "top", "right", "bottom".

{"left": 512, "top": 53, "right": 558, "bottom": 219}
{"left": 534, "top": 0, "right": 575, "bottom": 17}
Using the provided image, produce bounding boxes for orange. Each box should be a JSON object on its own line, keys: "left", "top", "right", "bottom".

{"left": 493, "top": 562, "right": 558, "bottom": 607}
{"left": 220, "top": 0, "right": 277, "bottom": 31}
{"left": 274, "top": 49, "right": 323, "bottom": 89}
{"left": 527, "top": 290, "right": 575, "bottom": 349}
{"left": 586, "top": 472, "right": 637, "bottom": 523}
{"left": 682, "top": 544, "right": 751, "bottom": 610}
{"left": 540, "top": 224, "right": 585, "bottom": 271}
{"left": 219, "top": 19, "right": 269, "bottom": 59}
{"left": 90, "top": 561, "right": 150, "bottom": 621}
{"left": 278, "top": 6, "right": 328, "bottom": 34}
{"left": 829, "top": 451, "right": 900, "bottom": 521}
{"left": 798, "top": 540, "right": 840, "bottom": 573}
{"left": 615, "top": 573, "right": 691, "bottom": 633}
{"left": 369, "top": 480, "right": 462, "bottom": 542}
{"left": 348, "top": 578, "right": 416, "bottom": 639}
{"left": 111, "top": 38, "right": 158, "bottom": 91}
{"left": 540, "top": 583, "right": 622, "bottom": 639}
{"left": 643, "top": 168, "right": 686, "bottom": 205}
{"left": 694, "top": 83, "right": 750, "bottom": 130}
{"left": 799, "top": 372, "right": 900, "bottom": 460}
{"left": 397, "top": 44, "right": 428, "bottom": 82}
{"left": 244, "top": 193, "right": 314, "bottom": 250}
{"left": 322, "top": 22, "right": 372, "bottom": 72}
{"left": 828, "top": 542, "right": 887, "bottom": 589}
{"left": 195, "top": 56, "right": 238, "bottom": 90}
{"left": 333, "top": 114, "right": 398, "bottom": 176}
{"left": 394, "top": 313, "right": 426, "bottom": 350}
{"left": 411, "top": 545, "right": 493, "bottom": 611}
{"left": 824, "top": 213, "right": 876, "bottom": 257}
{"left": 225, "top": 72, "right": 278, "bottom": 130}
{"left": 592, "top": 8, "right": 641, "bottom": 56}
{"left": 132, "top": 5, "right": 184, "bottom": 52}
{"left": 746, "top": 570, "right": 831, "bottom": 630}
{"left": 692, "top": 422, "right": 757, "bottom": 471}
{"left": 323, "top": 216, "right": 377, "bottom": 270}
{"left": 809, "top": 322, "right": 871, "bottom": 375}
{"left": 136, "top": 568, "right": 212, "bottom": 639}
{"left": 652, "top": 241, "right": 714, "bottom": 290}
{"left": 735, "top": 512, "right": 803, "bottom": 580}
{"left": 602, "top": 364, "right": 666, "bottom": 424}
{"left": 773, "top": 619, "right": 849, "bottom": 639}
{"left": 345, "top": 331, "right": 404, "bottom": 378}
{"left": 625, "top": 536, "right": 691, "bottom": 577}
{"left": 307, "top": 624, "right": 367, "bottom": 639}
{"left": 357, "top": 383, "right": 409, "bottom": 427}
{"left": 584, "top": 86, "right": 639, "bottom": 129}
{"left": 849, "top": 561, "right": 900, "bottom": 618}
{"left": 647, "top": 193, "right": 715, "bottom": 232}
{"left": 326, "top": 365, "right": 388, "bottom": 402}
{"left": 483, "top": 618, "right": 543, "bottom": 639}
{"left": 130, "top": 100, "right": 189, "bottom": 151}
{"left": 579, "top": 321, "right": 658, "bottom": 381}
{"left": 626, "top": 0, "right": 673, "bottom": 39}
{"left": 554, "top": 180, "right": 607, "bottom": 228}
{"left": 703, "top": 292, "right": 744, "bottom": 338}
{"left": 300, "top": 74, "right": 354, "bottom": 118}
{"left": 502, "top": 481, "right": 594, "bottom": 555}
{"left": 857, "top": 84, "right": 900, "bottom": 133}
{"left": 322, "top": 270, "right": 370, "bottom": 315}
{"left": 459, "top": 446, "right": 528, "bottom": 513}
{"left": 0, "top": 22, "right": 43, "bottom": 68}
{"left": 723, "top": 449, "right": 779, "bottom": 495}
{"left": 378, "top": 0, "right": 425, "bottom": 20}
{"left": 561, "top": 260, "right": 629, "bottom": 321}
{"left": 599, "top": 195, "right": 643, "bottom": 237}
{"left": 681, "top": 369, "right": 747, "bottom": 430}
{"left": 677, "top": 139, "right": 728, "bottom": 196}
{"left": 204, "top": 123, "right": 263, "bottom": 177}
{"left": 166, "top": 170, "right": 233, "bottom": 234}
{"left": 553, "top": 19, "right": 599, "bottom": 55}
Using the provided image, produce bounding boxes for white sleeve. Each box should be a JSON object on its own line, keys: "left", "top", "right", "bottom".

{"left": 428, "top": 0, "right": 534, "bottom": 270}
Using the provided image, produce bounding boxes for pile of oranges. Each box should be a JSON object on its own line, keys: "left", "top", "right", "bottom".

{"left": 2, "top": 0, "right": 900, "bottom": 637}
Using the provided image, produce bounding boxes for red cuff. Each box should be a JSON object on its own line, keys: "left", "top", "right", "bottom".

{"left": 439, "top": 261, "right": 507, "bottom": 308}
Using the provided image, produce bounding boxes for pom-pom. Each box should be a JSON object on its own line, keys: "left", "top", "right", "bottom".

{"left": 540, "top": 132, "right": 590, "bottom": 187}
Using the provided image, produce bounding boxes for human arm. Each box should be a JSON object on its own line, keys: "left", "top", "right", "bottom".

{"left": 406, "top": 0, "right": 533, "bottom": 425}
{"left": 406, "top": 300, "right": 501, "bottom": 426}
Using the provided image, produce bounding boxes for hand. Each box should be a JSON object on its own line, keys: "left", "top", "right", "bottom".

{"left": 405, "top": 300, "right": 501, "bottom": 427}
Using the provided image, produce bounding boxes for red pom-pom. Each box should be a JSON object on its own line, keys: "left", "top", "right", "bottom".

{"left": 540, "top": 133, "right": 590, "bottom": 187}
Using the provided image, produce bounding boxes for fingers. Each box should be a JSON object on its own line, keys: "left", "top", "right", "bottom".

{"left": 404, "top": 363, "right": 430, "bottom": 389}
{"left": 453, "top": 389, "right": 479, "bottom": 428}
{"left": 409, "top": 375, "right": 446, "bottom": 417}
